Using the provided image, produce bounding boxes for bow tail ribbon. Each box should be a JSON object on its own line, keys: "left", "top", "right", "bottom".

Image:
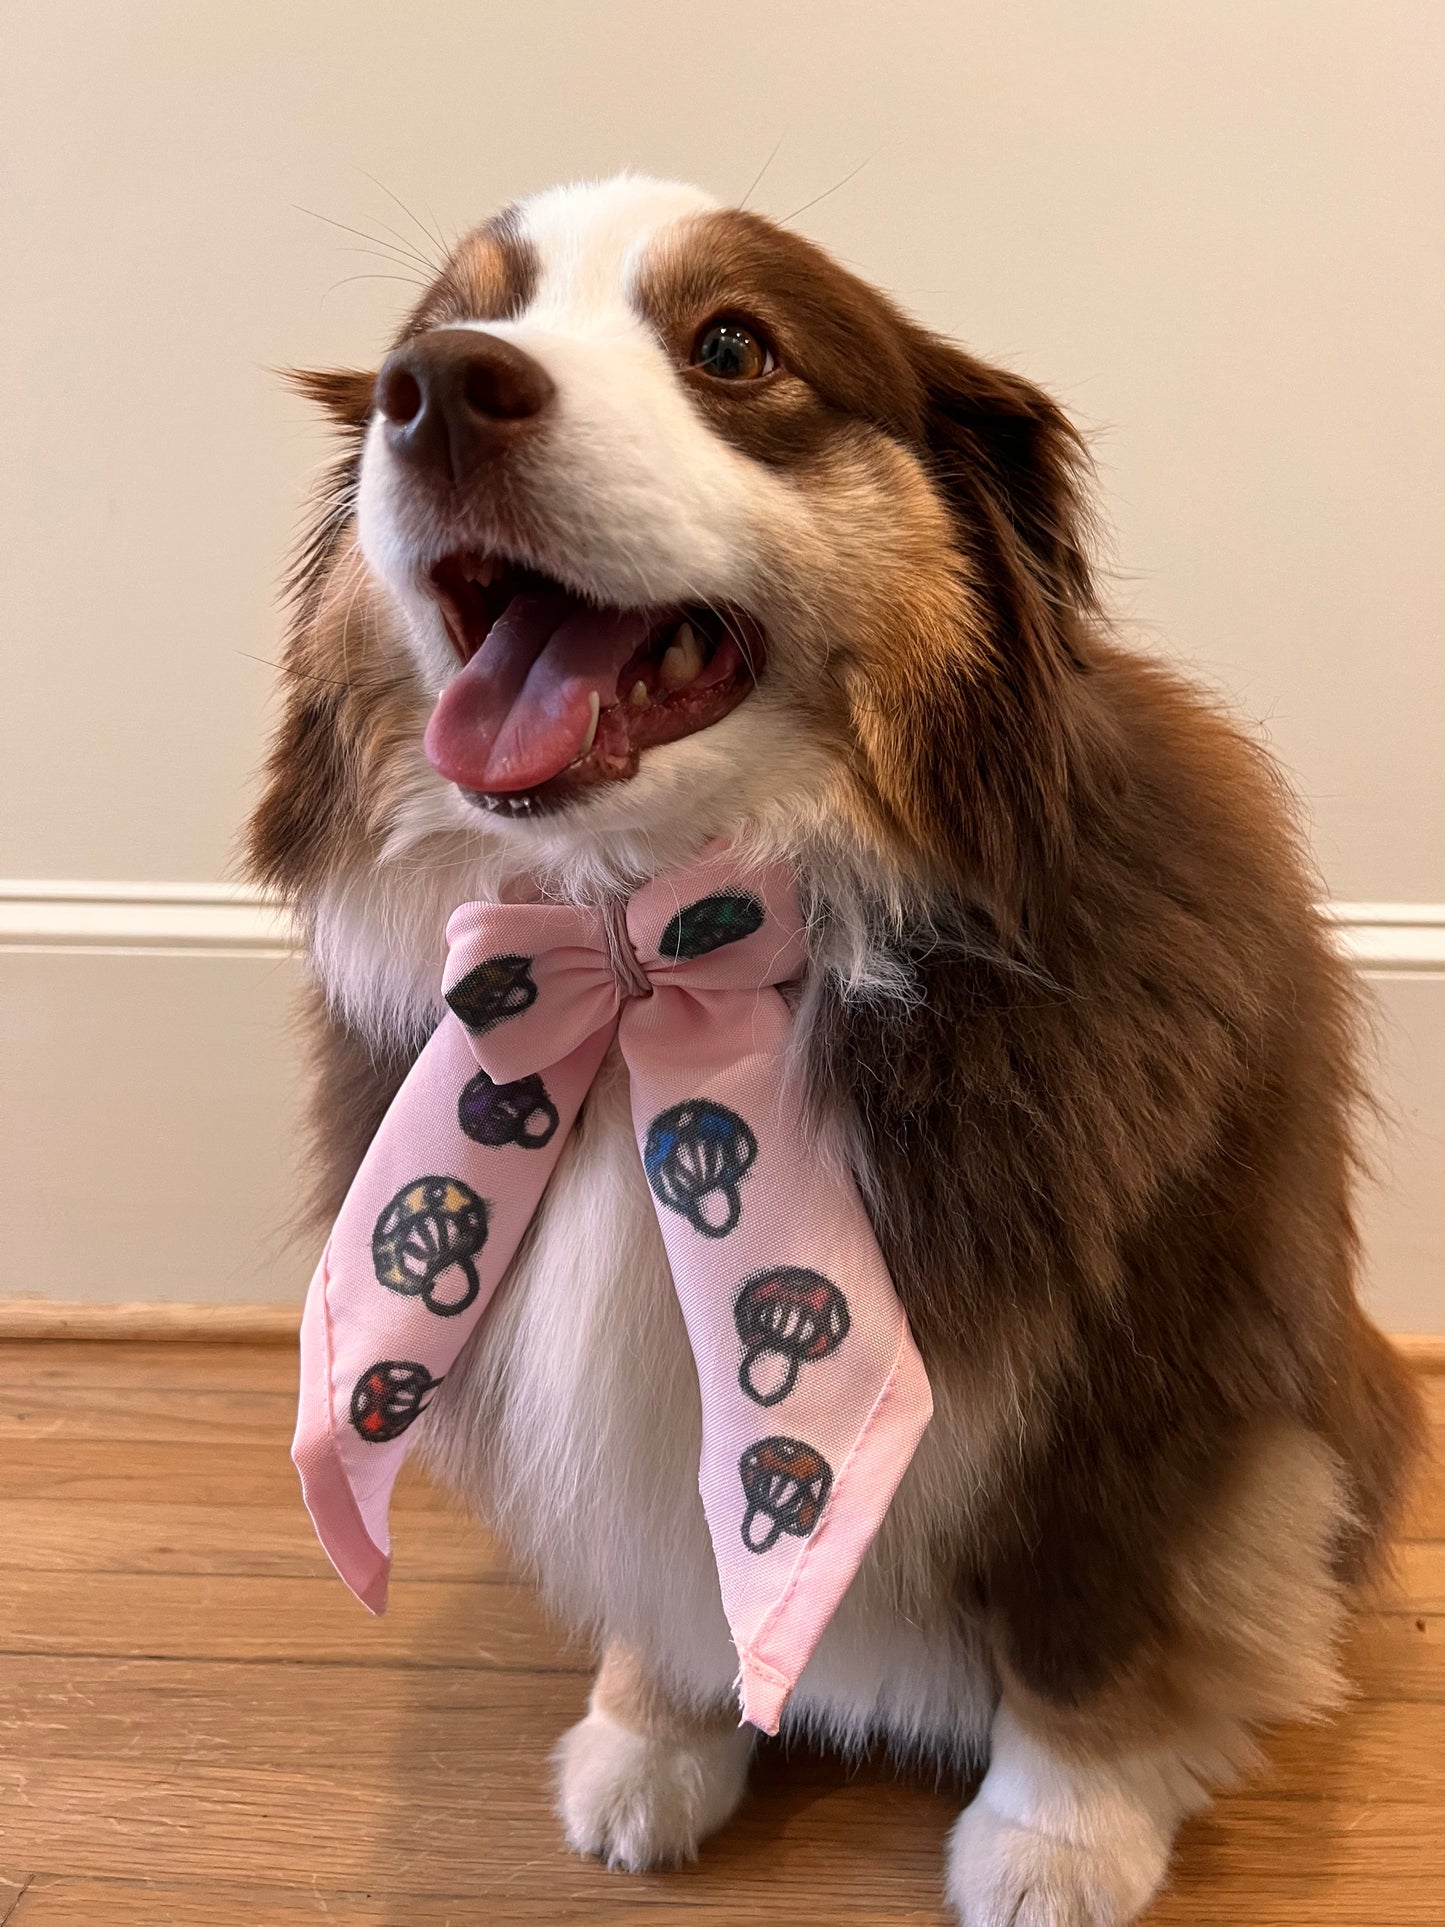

{"left": 619, "top": 982, "right": 932, "bottom": 1732}
{"left": 293, "top": 1013, "right": 611, "bottom": 1611}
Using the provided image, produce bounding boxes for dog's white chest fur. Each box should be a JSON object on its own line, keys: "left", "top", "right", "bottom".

{"left": 418, "top": 1039, "right": 996, "bottom": 1758}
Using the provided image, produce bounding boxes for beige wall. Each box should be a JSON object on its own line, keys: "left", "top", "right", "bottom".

{"left": 2, "top": 2, "right": 1441, "bottom": 1327}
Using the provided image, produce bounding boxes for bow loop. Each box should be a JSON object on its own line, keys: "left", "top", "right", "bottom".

{"left": 443, "top": 903, "right": 618, "bottom": 1084}
{"left": 627, "top": 848, "right": 807, "bottom": 990}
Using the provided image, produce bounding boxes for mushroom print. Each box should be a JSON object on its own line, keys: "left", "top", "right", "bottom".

{"left": 457, "top": 1068, "right": 559, "bottom": 1149}
{"left": 739, "top": 1437, "right": 834, "bottom": 1553}
{"left": 350, "top": 1360, "right": 443, "bottom": 1443}
{"left": 643, "top": 1099, "right": 758, "bottom": 1237}
{"left": 659, "top": 892, "right": 766, "bottom": 961}
{"left": 734, "top": 1267, "right": 851, "bottom": 1406}
{"left": 444, "top": 953, "right": 538, "bottom": 1032}
{"left": 371, "top": 1176, "right": 489, "bottom": 1317}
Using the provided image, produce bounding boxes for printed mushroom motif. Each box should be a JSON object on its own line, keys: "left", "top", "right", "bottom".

{"left": 739, "top": 1437, "right": 833, "bottom": 1553}
{"left": 371, "top": 1176, "right": 489, "bottom": 1316}
{"left": 734, "top": 1266, "right": 850, "bottom": 1405}
{"left": 458, "top": 1068, "right": 559, "bottom": 1149}
{"left": 643, "top": 1099, "right": 758, "bottom": 1237}
{"left": 659, "top": 892, "right": 765, "bottom": 961}
{"left": 445, "top": 953, "right": 538, "bottom": 1032}
{"left": 350, "top": 1360, "right": 443, "bottom": 1442}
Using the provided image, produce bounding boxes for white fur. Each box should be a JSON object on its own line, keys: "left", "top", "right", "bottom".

{"left": 555, "top": 1704, "right": 753, "bottom": 1870}
{"left": 947, "top": 1706, "right": 1204, "bottom": 1926}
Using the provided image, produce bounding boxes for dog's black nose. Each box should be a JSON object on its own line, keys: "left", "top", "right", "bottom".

{"left": 375, "top": 329, "right": 555, "bottom": 484}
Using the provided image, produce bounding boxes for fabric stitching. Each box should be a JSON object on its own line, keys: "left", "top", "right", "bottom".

{"left": 734, "top": 1321, "right": 909, "bottom": 1673}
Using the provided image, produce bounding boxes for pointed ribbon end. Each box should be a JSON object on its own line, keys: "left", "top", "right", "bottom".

{"left": 293, "top": 1429, "right": 392, "bottom": 1618}
{"left": 736, "top": 1653, "right": 791, "bottom": 1736}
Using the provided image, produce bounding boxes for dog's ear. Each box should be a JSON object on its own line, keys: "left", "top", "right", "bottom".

{"left": 910, "top": 334, "right": 1096, "bottom": 634}
{"left": 282, "top": 366, "right": 377, "bottom": 430}
{"left": 248, "top": 368, "right": 379, "bottom": 900}
{"left": 869, "top": 336, "right": 1102, "bottom": 938}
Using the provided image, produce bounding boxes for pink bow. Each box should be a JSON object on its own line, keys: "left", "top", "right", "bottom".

{"left": 293, "top": 846, "right": 932, "bottom": 1732}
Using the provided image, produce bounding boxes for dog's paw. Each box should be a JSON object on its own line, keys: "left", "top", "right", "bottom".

{"left": 553, "top": 1705, "right": 752, "bottom": 1871}
{"left": 945, "top": 1793, "right": 1171, "bottom": 1927}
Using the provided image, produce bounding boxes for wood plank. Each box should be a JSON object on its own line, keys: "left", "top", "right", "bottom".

{"left": 0, "top": 1874, "right": 32, "bottom": 1927}
{"left": 0, "top": 1302, "right": 298, "bottom": 1342}
{"left": 5, "top": 1438, "right": 449, "bottom": 1509}
{"left": 1343, "top": 1612, "right": 1445, "bottom": 1700}
{"left": 0, "top": 1570, "right": 574, "bottom": 1671}
{"left": 6, "top": 1876, "right": 945, "bottom": 1927}
{"left": 7, "top": 1535, "right": 1410, "bottom": 1670}
{"left": 0, "top": 1340, "right": 296, "bottom": 1391}
{"left": 1396, "top": 1539, "right": 1445, "bottom": 1612}
{"left": 0, "top": 1383, "right": 298, "bottom": 1444}
{"left": 1402, "top": 1376, "right": 1445, "bottom": 1539}
{"left": 4, "top": 1496, "right": 508, "bottom": 1582}
{"left": 3, "top": 1656, "right": 1444, "bottom": 1921}
{"left": 0, "top": 1659, "right": 953, "bottom": 1910}
{"left": 6, "top": 1360, "right": 1437, "bottom": 1520}
{"left": 1153, "top": 1802, "right": 1445, "bottom": 1925}
{"left": 3, "top": 1334, "right": 1441, "bottom": 1922}
{"left": 9, "top": 1648, "right": 1445, "bottom": 1796}
{"left": 12, "top": 1801, "right": 1445, "bottom": 1927}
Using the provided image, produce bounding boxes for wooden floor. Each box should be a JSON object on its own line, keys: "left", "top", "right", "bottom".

{"left": 1, "top": 1341, "right": 1441, "bottom": 1926}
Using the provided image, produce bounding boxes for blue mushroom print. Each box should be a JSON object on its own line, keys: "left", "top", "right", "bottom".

{"left": 643, "top": 1099, "right": 758, "bottom": 1237}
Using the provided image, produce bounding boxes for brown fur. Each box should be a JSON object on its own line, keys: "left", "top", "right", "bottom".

{"left": 805, "top": 359, "right": 1422, "bottom": 1721}
{"left": 998, "top": 1424, "right": 1353, "bottom": 1767}
{"left": 591, "top": 1641, "right": 739, "bottom": 1746}
{"left": 402, "top": 206, "right": 537, "bottom": 336}
{"left": 247, "top": 193, "right": 1421, "bottom": 1797}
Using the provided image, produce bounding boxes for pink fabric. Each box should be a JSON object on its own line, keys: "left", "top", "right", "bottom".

{"left": 293, "top": 846, "right": 932, "bottom": 1731}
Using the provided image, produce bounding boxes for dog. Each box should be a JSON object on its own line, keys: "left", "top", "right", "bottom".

{"left": 248, "top": 173, "right": 1420, "bottom": 1924}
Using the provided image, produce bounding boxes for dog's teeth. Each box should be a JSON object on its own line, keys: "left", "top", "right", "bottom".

{"left": 579, "top": 689, "right": 601, "bottom": 756}
{"left": 629, "top": 681, "right": 650, "bottom": 708}
{"left": 473, "top": 557, "right": 498, "bottom": 588}
{"left": 659, "top": 620, "right": 703, "bottom": 689}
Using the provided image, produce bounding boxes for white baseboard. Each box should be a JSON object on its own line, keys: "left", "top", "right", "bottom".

{"left": 1319, "top": 903, "right": 1445, "bottom": 975}
{"left": 1, "top": 880, "right": 1442, "bottom": 976}
{"left": 0, "top": 880, "right": 293, "bottom": 958}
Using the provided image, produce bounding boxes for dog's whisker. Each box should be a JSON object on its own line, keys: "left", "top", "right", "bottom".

{"left": 321, "top": 274, "right": 429, "bottom": 309}
{"left": 359, "top": 170, "right": 451, "bottom": 269}
{"left": 296, "top": 204, "right": 439, "bottom": 279}
{"left": 778, "top": 151, "right": 878, "bottom": 227}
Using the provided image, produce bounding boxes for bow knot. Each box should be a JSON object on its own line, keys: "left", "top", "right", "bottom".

{"left": 441, "top": 850, "right": 808, "bottom": 1089}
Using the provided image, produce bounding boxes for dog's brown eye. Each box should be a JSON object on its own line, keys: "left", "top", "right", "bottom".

{"left": 692, "top": 319, "right": 774, "bottom": 382}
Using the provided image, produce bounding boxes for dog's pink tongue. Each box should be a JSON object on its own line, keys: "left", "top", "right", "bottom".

{"left": 424, "top": 592, "right": 651, "bottom": 792}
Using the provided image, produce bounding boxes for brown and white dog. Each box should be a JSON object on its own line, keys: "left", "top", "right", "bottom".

{"left": 248, "top": 174, "right": 1420, "bottom": 1924}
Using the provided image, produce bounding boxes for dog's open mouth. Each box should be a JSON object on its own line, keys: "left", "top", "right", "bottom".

{"left": 422, "top": 553, "right": 764, "bottom": 813}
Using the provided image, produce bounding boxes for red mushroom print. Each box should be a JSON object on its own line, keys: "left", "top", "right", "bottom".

{"left": 734, "top": 1267, "right": 850, "bottom": 1405}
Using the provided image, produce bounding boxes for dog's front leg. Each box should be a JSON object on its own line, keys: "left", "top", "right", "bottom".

{"left": 946, "top": 1700, "right": 1202, "bottom": 1926}
{"left": 555, "top": 1640, "right": 755, "bottom": 1870}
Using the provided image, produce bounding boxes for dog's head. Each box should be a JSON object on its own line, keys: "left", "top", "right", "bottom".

{"left": 256, "top": 173, "right": 1096, "bottom": 931}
